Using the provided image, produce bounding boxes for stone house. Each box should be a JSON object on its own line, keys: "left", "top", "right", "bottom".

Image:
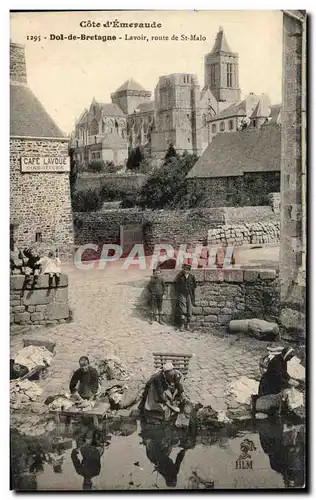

{"left": 186, "top": 123, "right": 281, "bottom": 207}
{"left": 10, "top": 41, "right": 73, "bottom": 249}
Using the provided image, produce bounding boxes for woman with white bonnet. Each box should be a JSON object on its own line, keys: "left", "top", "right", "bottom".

{"left": 258, "top": 347, "right": 299, "bottom": 397}
{"left": 139, "top": 362, "right": 185, "bottom": 420}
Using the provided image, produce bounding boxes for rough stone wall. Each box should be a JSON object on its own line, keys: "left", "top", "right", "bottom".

{"left": 223, "top": 205, "right": 279, "bottom": 225}
{"left": 73, "top": 208, "right": 226, "bottom": 250}
{"left": 187, "top": 171, "right": 280, "bottom": 207}
{"left": 76, "top": 173, "right": 147, "bottom": 192}
{"left": 10, "top": 274, "right": 69, "bottom": 332}
{"left": 10, "top": 42, "right": 27, "bottom": 84}
{"left": 207, "top": 221, "right": 280, "bottom": 246}
{"left": 160, "top": 268, "right": 280, "bottom": 329}
{"left": 10, "top": 138, "right": 74, "bottom": 248}
{"left": 280, "top": 12, "right": 306, "bottom": 302}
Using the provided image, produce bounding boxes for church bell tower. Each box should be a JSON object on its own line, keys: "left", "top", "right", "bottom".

{"left": 204, "top": 27, "right": 241, "bottom": 106}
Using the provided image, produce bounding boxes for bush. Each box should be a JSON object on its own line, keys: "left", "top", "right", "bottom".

{"left": 137, "top": 151, "right": 198, "bottom": 209}
{"left": 72, "top": 187, "right": 103, "bottom": 212}
{"left": 87, "top": 160, "right": 106, "bottom": 172}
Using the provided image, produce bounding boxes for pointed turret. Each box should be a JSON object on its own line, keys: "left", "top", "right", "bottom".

{"left": 211, "top": 27, "right": 233, "bottom": 54}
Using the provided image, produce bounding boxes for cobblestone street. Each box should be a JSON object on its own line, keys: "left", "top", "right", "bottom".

{"left": 11, "top": 262, "right": 270, "bottom": 411}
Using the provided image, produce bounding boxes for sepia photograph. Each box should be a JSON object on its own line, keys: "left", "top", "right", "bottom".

{"left": 9, "top": 9, "right": 306, "bottom": 491}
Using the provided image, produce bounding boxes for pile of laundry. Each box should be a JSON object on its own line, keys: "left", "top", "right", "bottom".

{"left": 95, "top": 356, "right": 130, "bottom": 382}
{"left": 10, "top": 379, "right": 43, "bottom": 410}
{"left": 45, "top": 393, "right": 96, "bottom": 412}
{"left": 14, "top": 345, "right": 54, "bottom": 372}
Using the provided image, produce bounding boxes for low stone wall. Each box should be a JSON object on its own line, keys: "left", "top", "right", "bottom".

{"left": 207, "top": 221, "right": 280, "bottom": 246}
{"left": 223, "top": 205, "right": 279, "bottom": 225}
{"left": 74, "top": 208, "right": 226, "bottom": 253}
{"left": 160, "top": 268, "right": 280, "bottom": 329}
{"left": 76, "top": 173, "right": 147, "bottom": 192}
{"left": 10, "top": 274, "right": 69, "bottom": 332}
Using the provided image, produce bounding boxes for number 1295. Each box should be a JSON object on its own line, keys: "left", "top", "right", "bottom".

{"left": 26, "top": 35, "right": 41, "bottom": 42}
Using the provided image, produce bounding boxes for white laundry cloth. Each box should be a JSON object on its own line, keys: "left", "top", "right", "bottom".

{"left": 39, "top": 256, "right": 61, "bottom": 274}
{"left": 229, "top": 376, "right": 259, "bottom": 405}
{"left": 15, "top": 345, "right": 54, "bottom": 372}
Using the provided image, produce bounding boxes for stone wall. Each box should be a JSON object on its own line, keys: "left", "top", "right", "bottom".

{"left": 73, "top": 208, "right": 226, "bottom": 255}
{"left": 76, "top": 172, "right": 147, "bottom": 192}
{"left": 10, "top": 138, "right": 74, "bottom": 248}
{"left": 187, "top": 171, "right": 280, "bottom": 208}
{"left": 207, "top": 221, "right": 280, "bottom": 246}
{"left": 223, "top": 205, "right": 279, "bottom": 225}
{"left": 10, "top": 274, "right": 69, "bottom": 332}
{"left": 160, "top": 268, "right": 280, "bottom": 329}
{"left": 10, "top": 42, "right": 27, "bottom": 84}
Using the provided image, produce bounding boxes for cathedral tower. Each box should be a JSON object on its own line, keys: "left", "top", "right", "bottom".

{"left": 204, "top": 27, "right": 241, "bottom": 108}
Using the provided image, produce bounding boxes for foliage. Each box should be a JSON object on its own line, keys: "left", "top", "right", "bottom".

{"left": 137, "top": 151, "right": 199, "bottom": 209}
{"left": 165, "top": 144, "right": 177, "bottom": 161}
{"left": 87, "top": 160, "right": 106, "bottom": 172}
{"left": 69, "top": 148, "right": 78, "bottom": 200}
{"left": 72, "top": 187, "right": 103, "bottom": 212}
{"left": 126, "top": 146, "right": 144, "bottom": 170}
{"left": 138, "top": 158, "right": 154, "bottom": 174}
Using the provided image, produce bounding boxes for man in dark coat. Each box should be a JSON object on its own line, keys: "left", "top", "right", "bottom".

{"left": 174, "top": 264, "right": 196, "bottom": 331}
{"left": 69, "top": 356, "right": 99, "bottom": 400}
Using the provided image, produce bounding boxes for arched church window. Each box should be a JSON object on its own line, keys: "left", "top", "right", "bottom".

{"left": 211, "top": 124, "right": 216, "bottom": 133}
{"left": 228, "top": 120, "right": 234, "bottom": 131}
{"left": 220, "top": 121, "right": 225, "bottom": 132}
{"left": 226, "top": 63, "right": 233, "bottom": 88}
{"left": 202, "top": 114, "right": 207, "bottom": 127}
{"left": 90, "top": 119, "right": 98, "bottom": 136}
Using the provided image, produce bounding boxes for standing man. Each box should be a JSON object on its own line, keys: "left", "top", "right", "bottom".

{"left": 69, "top": 356, "right": 99, "bottom": 401}
{"left": 174, "top": 263, "right": 196, "bottom": 331}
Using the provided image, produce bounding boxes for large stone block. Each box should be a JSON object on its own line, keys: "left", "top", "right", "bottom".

{"left": 55, "top": 287, "right": 68, "bottom": 302}
{"left": 204, "top": 270, "right": 223, "bottom": 282}
{"left": 31, "top": 312, "right": 44, "bottom": 322}
{"left": 204, "top": 315, "right": 217, "bottom": 323}
{"left": 22, "top": 290, "right": 51, "bottom": 306}
{"left": 244, "top": 270, "right": 259, "bottom": 282}
{"left": 279, "top": 308, "right": 305, "bottom": 331}
{"left": 161, "top": 299, "right": 172, "bottom": 315}
{"left": 14, "top": 311, "right": 31, "bottom": 323}
{"left": 12, "top": 305, "right": 25, "bottom": 313}
{"left": 260, "top": 270, "right": 276, "bottom": 280}
{"left": 45, "top": 303, "right": 69, "bottom": 320}
{"left": 223, "top": 270, "right": 244, "bottom": 283}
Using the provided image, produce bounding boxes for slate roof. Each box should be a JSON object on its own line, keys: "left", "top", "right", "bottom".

{"left": 136, "top": 101, "right": 155, "bottom": 113}
{"left": 10, "top": 83, "right": 64, "bottom": 138}
{"left": 114, "top": 79, "right": 148, "bottom": 93}
{"left": 187, "top": 125, "right": 281, "bottom": 179}
{"left": 269, "top": 104, "right": 282, "bottom": 124}
{"left": 209, "top": 100, "right": 247, "bottom": 121}
{"left": 210, "top": 28, "right": 233, "bottom": 54}
{"left": 250, "top": 100, "right": 265, "bottom": 118}
{"left": 98, "top": 102, "right": 125, "bottom": 116}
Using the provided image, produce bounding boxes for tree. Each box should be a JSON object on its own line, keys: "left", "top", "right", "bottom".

{"left": 126, "top": 146, "right": 144, "bottom": 170}
{"left": 165, "top": 144, "right": 177, "bottom": 161}
{"left": 69, "top": 148, "right": 78, "bottom": 199}
{"left": 138, "top": 151, "right": 198, "bottom": 209}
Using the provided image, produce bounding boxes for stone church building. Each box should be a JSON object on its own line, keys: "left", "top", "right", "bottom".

{"left": 72, "top": 27, "right": 277, "bottom": 166}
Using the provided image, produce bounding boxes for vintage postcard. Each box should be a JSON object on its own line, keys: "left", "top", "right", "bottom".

{"left": 10, "top": 9, "right": 306, "bottom": 491}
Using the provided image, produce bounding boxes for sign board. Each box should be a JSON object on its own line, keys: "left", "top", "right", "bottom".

{"left": 20, "top": 156, "right": 70, "bottom": 173}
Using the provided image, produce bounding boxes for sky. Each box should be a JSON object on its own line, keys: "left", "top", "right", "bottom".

{"left": 10, "top": 10, "right": 283, "bottom": 134}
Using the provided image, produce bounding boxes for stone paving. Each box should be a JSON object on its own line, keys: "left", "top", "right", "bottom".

{"left": 10, "top": 261, "right": 270, "bottom": 411}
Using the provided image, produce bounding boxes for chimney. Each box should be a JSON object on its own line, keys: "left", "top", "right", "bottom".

{"left": 10, "top": 41, "right": 27, "bottom": 84}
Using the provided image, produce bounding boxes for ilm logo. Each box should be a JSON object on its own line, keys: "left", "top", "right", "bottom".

{"left": 235, "top": 439, "right": 256, "bottom": 470}
{"left": 235, "top": 460, "right": 253, "bottom": 470}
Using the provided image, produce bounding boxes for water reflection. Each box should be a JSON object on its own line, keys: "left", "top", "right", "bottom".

{"left": 259, "top": 417, "right": 305, "bottom": 488}
{"left": 10, "top": 416, "right": 305, "bottom": 491}
{"left": 139, "top": 417, "right": 196, "bottom": 488}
